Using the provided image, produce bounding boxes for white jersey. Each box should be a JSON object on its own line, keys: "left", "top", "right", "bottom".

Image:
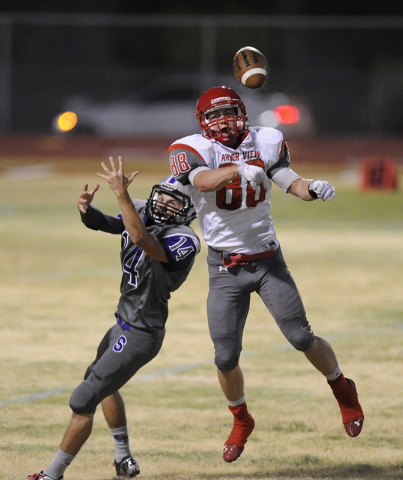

{"left": 168, "top": 126, "right": 300, "bottom": 254}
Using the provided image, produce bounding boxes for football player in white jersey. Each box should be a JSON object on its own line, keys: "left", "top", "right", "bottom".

{"left": 168, "top": 86, "right": 364, "bottom": 463}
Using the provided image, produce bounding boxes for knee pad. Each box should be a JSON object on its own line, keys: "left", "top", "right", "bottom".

{"left": 215, "top": 353, "right": 240, "bottom": 371}
{"left": 214, "top": 341, "right": 241, "bottom": 371}
{"left": 69, "top": 381, "right": 98, "bottom": 414}
{"left": 286, "top": 324, "right": 314, "bottom": 352}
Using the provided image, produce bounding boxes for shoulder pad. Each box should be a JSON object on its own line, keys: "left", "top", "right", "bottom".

{"left": 169, "top": 134, "right": 214, "bottom": 182}
{"left": 251, "top": 126, "right": 284, "bottom": 145}
{"left": 170, "top": 134, "right": 213, "bottom": 155}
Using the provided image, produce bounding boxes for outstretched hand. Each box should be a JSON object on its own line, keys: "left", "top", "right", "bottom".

{"left": 77, "top": 183, "right": 100, "bottom": 213}
{"left": 96, "top": 156, "right": 139, "bottom": 197}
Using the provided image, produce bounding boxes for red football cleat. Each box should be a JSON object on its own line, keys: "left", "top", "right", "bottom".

{"left": 343, "top": 418, "right": 364, "bottom": 437}
{"left": 223, "top": 403, "right": 255, "bottom": 462}
{"left": 223, "top": 444, "right": 244, "bottom": 463}
{"left": 329, "top": 374, "right": 364, "bottom": 437}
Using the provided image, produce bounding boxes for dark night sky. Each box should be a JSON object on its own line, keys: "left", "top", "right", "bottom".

{"left": 1, "top": 0, "right": 403, "bottom": 16}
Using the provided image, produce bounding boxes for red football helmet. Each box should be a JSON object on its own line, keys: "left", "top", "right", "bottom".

{"left": 195, "top": 86, "right": 249, "bottom": 146}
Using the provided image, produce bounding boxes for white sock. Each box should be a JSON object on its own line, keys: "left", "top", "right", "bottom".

{"left": 228, "top": 394, "right": 246, "bottom": 407}
{"left": 110, "top": 426, "right": 131, "bottom": 463}
{"left": 44, "top": 448, "right": 75, "bottom": 479}
{"left": 325, "top": 363, "right": 342, "bottom": 382}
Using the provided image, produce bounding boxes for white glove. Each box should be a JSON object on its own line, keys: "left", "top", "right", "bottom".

{"left": 237, "top": 163, "right": 269, "bottom": 190}
{"left": 308, "top": 179, "right": 335, "bottom": 201}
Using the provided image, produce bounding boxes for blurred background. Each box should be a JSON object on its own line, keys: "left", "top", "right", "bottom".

{"left": 2, "top": 6, "right": 403, "bottom": 480}
{"left": 0, "top": 2, "right": 403, "bottom": 141}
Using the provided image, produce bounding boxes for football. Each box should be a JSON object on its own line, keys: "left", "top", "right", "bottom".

{"left": 233, "top": 46, "right": 269, "bottom": 89}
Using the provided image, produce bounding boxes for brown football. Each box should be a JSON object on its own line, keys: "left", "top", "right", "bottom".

{"left": 233, "top": 46, "right": 269, "bottom": 89}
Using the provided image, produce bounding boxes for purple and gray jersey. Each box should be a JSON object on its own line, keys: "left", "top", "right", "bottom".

{"left": 81, "top": 199, "right": 200, "bottom": 330}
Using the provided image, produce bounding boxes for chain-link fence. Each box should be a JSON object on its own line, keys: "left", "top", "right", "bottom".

{"left": 1, "top": 13, "right": 402, "bottom": 137}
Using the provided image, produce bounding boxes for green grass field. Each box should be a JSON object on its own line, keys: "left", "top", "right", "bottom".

{"left": 0, "top": 155, "right": 402, "bottom": 480}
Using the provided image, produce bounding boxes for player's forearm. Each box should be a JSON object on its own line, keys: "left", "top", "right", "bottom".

{"left": 115, "top": 191, "right": 149, "bottom": 242}
{"left": 192, "top": 165, "right": 239, "bottom": 192}
{"left": 115, "top": 191, "right": 169, "bottom": 262}
{"left": 80, "top": 204, "right": 124, "bottom": 233}
{"left": 287, "top": 178, "right": 315, "bottom": 201}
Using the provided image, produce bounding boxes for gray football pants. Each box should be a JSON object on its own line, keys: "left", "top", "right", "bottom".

{"left": 70, "top": 322, "right": 165, "bottom": 414}
{"left": 207, "top": 246, "right": 314, "bottom": 371}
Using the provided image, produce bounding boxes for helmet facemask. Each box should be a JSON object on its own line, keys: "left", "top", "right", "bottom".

{"left": 201, "top": 104, "right": 248, "bottom": 146}
{"left": 146, "top": 179, "right": 196, "bottom": 226}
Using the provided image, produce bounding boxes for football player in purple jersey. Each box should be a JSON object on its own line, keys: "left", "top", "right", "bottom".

{"left": 28, "top": 156, "right": 200, "bottom": 480}
{"left": 168, "top": 86, "right": 364, "bottom": 463}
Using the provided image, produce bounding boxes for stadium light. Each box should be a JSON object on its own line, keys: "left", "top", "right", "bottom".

{"left": 274, "top": 105, "right": 300, "bottom": 125}
{"left": 55, "top": 111, "right": 78, "bottom": 132}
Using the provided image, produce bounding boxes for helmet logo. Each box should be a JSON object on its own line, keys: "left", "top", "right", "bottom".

{"left": 211, "top": 96, "right": 231, "bottom": 104}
